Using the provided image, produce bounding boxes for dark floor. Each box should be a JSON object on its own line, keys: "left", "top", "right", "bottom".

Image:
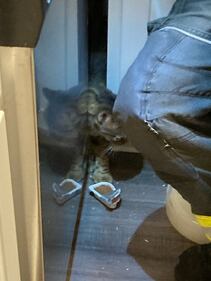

{"left": 40, "top": 155, "right": 194, "bottom": 281}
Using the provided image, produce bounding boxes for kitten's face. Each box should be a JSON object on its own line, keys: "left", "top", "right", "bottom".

{"left": 41, "top": 85, "right": 127, "bottom": 147}
{"left": 92, "top": 110, "right": 127, "bottom": 145}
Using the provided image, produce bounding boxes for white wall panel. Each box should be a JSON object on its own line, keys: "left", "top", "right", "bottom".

{"left": 35, "top": 0, "right": 77, "bottom": 92}
{"left": 107, "top": 0, "right": 123, "bottom": 94}
{"left": 107, "top": 0, "right": 175, "bottom": 93}
{"left": 35, "top": 0, "right": 88, "bottom": 112}
{"left": 107, "top": 0, "right": 150, "bottom": 93}
{"left": 120, "top": 0, "right": 150, "bottom": 82}
{"left": 150, "top": 0, "right": 175, "bottom": 20}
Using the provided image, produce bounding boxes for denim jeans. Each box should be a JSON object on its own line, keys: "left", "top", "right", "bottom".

{"left": 147, "top": 0, "right": 211, "bottom": 41}
{"left": 114, "top": 28, "right": 211, "bottom": 215}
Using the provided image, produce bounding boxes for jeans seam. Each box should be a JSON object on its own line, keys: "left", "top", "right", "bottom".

{"left": 140, "top": 90, "right": 211, "bottom": 98}
{"left": 162, "top": 23, "right": 211, "bottom": 41}
{"left": 143, "top": 33, "right": 186, "bottom": 93}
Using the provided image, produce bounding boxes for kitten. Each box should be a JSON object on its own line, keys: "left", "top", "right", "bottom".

{"left": 38, "top": 84, "right": 126, "bottom": 183}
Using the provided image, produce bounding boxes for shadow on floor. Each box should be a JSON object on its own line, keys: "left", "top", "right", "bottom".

{"left": 175, "top": 244, "right": 211, "bottom": 281}
{"left": 127, "top": 207, "right": 194, "bottom": 281}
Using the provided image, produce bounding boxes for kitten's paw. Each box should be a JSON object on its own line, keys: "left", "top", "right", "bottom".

{"left": 66, "top": 166, "right": 84, "bottom": 181}
{"left": 92, "top": 169, "right": 113, "bottom": 183}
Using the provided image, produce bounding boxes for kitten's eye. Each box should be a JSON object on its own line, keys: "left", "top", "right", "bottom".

{"left": 97, "top": 111, "right": 108, "bottom": 124}
{"left": 101, "top": 113, "right": 107, "bottom": 119}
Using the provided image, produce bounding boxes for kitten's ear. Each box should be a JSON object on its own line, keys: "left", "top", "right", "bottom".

{"left": 43, "top": 88, "right": 67, "bottom": 102}
{"left": 97, "top": 111, "right": 110, "bottom": 124}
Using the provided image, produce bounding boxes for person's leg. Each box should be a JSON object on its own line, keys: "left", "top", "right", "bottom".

{"left": 114, "top": 28, "right": 211, "bottom": 216}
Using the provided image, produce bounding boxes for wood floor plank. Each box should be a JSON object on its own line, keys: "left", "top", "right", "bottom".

{"left": 41, "top": 158, "right": 194, "bottom": 281}
{"left": 69, "top": 165, "right": 193, "bottom": 281}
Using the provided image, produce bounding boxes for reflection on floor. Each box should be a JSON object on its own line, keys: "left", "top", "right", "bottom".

{"left": 40, "top": 153, "right": 194, "bottom": 281}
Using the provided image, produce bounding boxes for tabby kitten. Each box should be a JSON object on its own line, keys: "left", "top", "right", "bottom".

{"left": 39, "top": 84, "right": 126, "bottom": 183}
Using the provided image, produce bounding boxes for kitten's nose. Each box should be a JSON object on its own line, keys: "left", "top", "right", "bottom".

{"left": 113, "top": 136, "right": 122, "bottom": 142}
{"left": 113, "top": 136, "right": 127, "bottom": 144}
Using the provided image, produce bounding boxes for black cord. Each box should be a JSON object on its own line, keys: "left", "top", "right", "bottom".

{"left": 65, "top": 141, "right": 90, "bottom": 281}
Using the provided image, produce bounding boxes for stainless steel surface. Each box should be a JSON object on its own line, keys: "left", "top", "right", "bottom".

{"left": 0, "top": 47, "right": 44, "bottom": 281}
{"left": 0, "top": 111, "right": 21, "bottom": 281}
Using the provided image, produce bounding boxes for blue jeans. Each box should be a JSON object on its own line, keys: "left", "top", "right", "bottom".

{"left": 114, "top": 28, "right": 211, "bottom": 215}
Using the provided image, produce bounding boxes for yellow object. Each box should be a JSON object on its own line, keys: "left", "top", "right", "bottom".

{"left": 205, "top": 234, "right": 211, "bottom": 241}
{"left": 195, "top": 215, "right": 211, "bottom": 228}
{"left": 166, "top": 186, "right": 211, "bottom": 244}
